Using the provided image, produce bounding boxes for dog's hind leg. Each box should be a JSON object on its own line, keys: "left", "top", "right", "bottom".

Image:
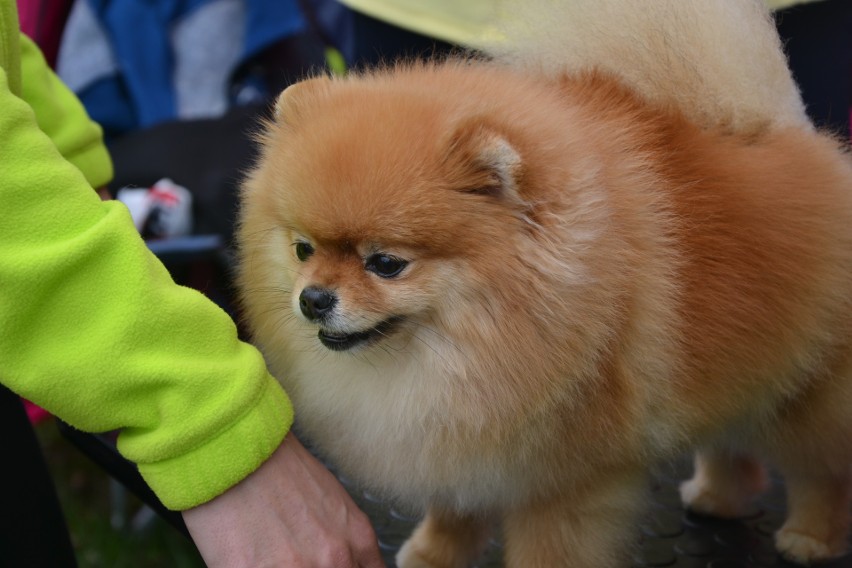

{"left": 773, "top": 461, "right": 852, "bottom": 563}
{"left": 768, "top": 352, "right": 852, "bottom": 563}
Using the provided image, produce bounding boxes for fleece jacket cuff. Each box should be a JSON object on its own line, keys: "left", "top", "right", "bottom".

{"left": 135, "top": 376, "right": 294, "bottom": 511}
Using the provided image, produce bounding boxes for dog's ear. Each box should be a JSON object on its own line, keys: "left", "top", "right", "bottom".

{"left": 273, "top": 76, "right": 331, "bottom": 124}
{"left": 444, "top": 119, "right": 525, "bottom": 205}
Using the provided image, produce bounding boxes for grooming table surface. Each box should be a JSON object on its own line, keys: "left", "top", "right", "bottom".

{"left": 337, "top": 460, "right": 852, "bottom": 568}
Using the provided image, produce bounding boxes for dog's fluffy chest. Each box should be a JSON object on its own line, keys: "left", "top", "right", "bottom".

{"left": 282, "top": 347, "right": 570, "bottom": 511}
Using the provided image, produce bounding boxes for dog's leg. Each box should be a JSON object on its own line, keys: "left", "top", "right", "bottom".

{"left": 502, "top": 473, "right": 646, "bottom": 568}
{"left": 767, "top": 355, "right": 852, "bottom": 563}
{"left": 773, "top": 465, "right": 852, "bottom": 564}
{"left": 679, "top": 449, "right": 769, "bottom": 518}
{"left": 395, "top": 507, "right": 491, "bottom": 568}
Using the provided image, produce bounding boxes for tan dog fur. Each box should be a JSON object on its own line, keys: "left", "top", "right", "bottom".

{"left": 236, "top": 1, "right": 852, "bottom": 565}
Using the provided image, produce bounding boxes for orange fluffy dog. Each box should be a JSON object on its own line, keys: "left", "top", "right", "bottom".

{"left": 236, "top": 1, "right": 852, "bottom": 566}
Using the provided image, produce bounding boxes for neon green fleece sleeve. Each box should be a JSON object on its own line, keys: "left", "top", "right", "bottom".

{"left": 18, "top": 33, "right": 112, "bottom": 188}
{"left": 0, "top": 65, "right": 294, "bottom": 510}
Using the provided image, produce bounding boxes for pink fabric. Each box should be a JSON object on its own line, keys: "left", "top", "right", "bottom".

{"left": 16, "top": 0, "right": 74, "bottom": 68}
{"left": 23, "top": 399, "right": 51, "bottom": 424}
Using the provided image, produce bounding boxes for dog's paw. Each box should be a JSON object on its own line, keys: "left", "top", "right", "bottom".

{"left": 396, "top": 540, "right": 441, "bottom": 568}
{"left": 775, "top": 527, "right": 846, "bottom": 564}
{"left": 679, "top": 478, "right": 752, "bottom": 519}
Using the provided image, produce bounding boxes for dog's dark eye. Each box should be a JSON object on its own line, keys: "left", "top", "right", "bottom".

{"left": 365, "top": 254, "right": 408, "bottom": 278}
{"left": 294, "top": 241, "right": 314, "bottom": 262}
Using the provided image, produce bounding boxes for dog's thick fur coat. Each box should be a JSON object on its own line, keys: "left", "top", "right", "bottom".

{"left": 236, "top": 1, "right": 852, "bottom": 565}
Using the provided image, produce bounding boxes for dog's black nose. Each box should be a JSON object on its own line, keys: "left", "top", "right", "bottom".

{"left": 299, "top": 287, "right": 337, "bottom": 321}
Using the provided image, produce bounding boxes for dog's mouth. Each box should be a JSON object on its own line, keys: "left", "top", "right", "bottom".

{"left": 317, "top": 317, "right": 402, "bottom": 351}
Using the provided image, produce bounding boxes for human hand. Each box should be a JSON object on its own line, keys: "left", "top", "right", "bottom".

{"left": 182, "top": 432, "right": 384, "bottom": 567}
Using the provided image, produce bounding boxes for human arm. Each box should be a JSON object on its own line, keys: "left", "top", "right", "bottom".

{"left": 0, "top": 57, "right": 291, "bottom": 508}
{"left": 183, "top": 432, "right": 384, "bottom": 568}
{"left": 18, "top": 32, "right": 112, "bottom": 187}
{"left": 1, "top": 41, "right": 382, "bottom": 567}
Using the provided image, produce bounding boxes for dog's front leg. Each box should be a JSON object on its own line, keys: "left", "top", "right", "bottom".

{"left": 679, "top": 449, "right": 770, "bottom": 518}
{"left": 396, "top": 506, "right": 492, "bottom": 568}
{"left": 502, "top": 473, "right": 647, "bottom": 568}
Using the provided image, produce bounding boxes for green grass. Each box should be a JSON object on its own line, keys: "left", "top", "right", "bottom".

{"left": 35, "top": 420, "right": 205, "bottom": 568}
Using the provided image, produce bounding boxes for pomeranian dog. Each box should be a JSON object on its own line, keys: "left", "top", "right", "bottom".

{"left": 236, "top": 0, "right": 852, "bottom": 566}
